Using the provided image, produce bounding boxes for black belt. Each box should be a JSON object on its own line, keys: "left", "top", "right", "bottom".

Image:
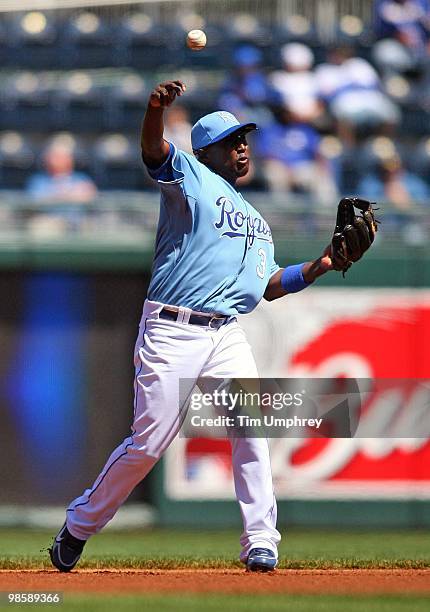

{"left": 159, "top": 306, "right": 229, "bottom": 329}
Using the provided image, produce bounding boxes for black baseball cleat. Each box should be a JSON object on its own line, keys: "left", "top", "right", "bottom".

{"left": 49, "top": 523, "right": 86, "bottom": 572}
{"left": 246, "top": 548, "right": 277, "bottom": 572}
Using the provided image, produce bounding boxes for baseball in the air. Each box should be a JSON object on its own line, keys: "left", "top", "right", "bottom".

{"left": 186, "top": 29, "right": 207, "bottom": 51}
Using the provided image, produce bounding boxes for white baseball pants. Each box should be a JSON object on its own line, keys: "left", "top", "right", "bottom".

{"left": 66, "top": 299, "right": 281, "bottom": 561}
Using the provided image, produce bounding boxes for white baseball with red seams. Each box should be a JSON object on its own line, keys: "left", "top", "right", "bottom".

{"left": 187, "top": 29, "right": 207, "bottom": 50}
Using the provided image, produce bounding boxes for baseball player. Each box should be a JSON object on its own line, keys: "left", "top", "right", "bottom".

{"left": 50, "top": 80, "right": 377, "bottom": 573}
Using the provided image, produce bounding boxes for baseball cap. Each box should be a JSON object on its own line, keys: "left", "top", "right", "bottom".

{"left": 233, "top": 45, "right": 263, "bottom": 67}
{"left": 191, "top": 111, "right": 257, "bottom": 150}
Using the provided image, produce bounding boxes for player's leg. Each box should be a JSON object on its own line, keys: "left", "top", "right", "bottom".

{"left": 65, "top": 301, "right": 212, "bottom": 541}
{"left": 200, "top": 321, "right": 281, "bottom": 566}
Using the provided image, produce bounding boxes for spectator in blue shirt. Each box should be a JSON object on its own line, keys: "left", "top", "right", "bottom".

{"left": 27, "top": 143, "right": 97, "bottom": 203}
{"left": 255, "top": 106, "right": 338, "bottom": 204}
{"left": 218, "top": 45, "right": 280, "bottom": 124}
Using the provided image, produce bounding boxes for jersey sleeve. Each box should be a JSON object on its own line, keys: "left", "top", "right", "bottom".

{"left": 269, "top": 259, "right": 280, "bottom": 278}
{"left": 145, "top": 143, "right": 203, "bottom": 200}
{"left": 146, "top": 143, "right": 183, "bottom": 183}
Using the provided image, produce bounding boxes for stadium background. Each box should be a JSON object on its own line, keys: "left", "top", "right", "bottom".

{"left": 0, "top": 0, "right": 429, "bottom": 534}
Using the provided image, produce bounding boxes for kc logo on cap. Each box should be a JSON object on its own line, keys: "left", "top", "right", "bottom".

{"left": 191, "top": 111, "right": 257, "bottom": 150}
{"left": 217, "top": 111, "right": 237, "bottom": 124}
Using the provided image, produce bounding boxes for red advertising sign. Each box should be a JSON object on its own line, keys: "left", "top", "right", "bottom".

{"left": 165, "top": 291, "right": 430, "bottom": 500}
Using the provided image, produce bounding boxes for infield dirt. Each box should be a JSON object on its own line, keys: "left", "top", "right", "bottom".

{"left": 0, "top": 569, "right": 429, "bottom": 595}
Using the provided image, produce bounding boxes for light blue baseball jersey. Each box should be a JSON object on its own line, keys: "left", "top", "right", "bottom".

{"left": 145, "top": 143, "right": 279, "bottom": 316}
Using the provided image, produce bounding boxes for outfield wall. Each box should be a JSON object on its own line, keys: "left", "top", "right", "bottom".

{"left": 0, "top": 196, "right": 429, "bottom": 527}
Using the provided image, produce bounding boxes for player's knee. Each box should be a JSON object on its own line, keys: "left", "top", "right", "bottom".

{"left": 128, "top": 433, "right": 172, "bottom": 463}
{"left": 124, "top": 442, "right": 162, "bottom": 471}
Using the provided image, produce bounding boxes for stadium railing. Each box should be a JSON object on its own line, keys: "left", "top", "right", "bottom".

{"left": 0, "top": 190, "right": 429, "bottom": 286}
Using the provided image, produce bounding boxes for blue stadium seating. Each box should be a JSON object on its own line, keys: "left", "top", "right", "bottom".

{"left": 92, "top": 133, "right": 145, "bottom": 190}
{"left": 116, "top": 14, "right": 182, "bottom": 69}
{"left": 7, "top": 12, "right": 60, "bottom": 69}
{"left": 61, "top": 12, "right": 114, "bottom": 69}
{"left": 0, "top": 9, "right": 427, "bottom": 192}
{"left": 408, "top": 137, "right": 430, "bottom": 184}
{"left": 107, "top": 74, "right": 147, "bottom": 132}
{"left": 0, "top": 132, "right": 35, "bottom": 188}
{"left": 53, "top": 72, "right": 108, "bottom": 132}
{"left": 0, "top": 73, "right": 53, "bottom": 131}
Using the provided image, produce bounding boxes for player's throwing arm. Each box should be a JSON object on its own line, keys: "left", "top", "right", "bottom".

{"left": 141, "top": 80, "right": 186, "bottom": 168}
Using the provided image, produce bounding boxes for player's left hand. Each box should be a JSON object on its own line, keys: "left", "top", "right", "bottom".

{"left": 300, "top": 245, "right": 334, "bottom": 284}
{"left": 330, "top": 197, "right": 380, "bottom": 276}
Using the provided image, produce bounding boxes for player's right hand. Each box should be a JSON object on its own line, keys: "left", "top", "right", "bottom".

{"left": 148, "top": 80, "right": 186, "bottom": 108}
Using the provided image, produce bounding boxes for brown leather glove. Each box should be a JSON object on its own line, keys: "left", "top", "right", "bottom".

{"left": 331, "top": 197, "right": 380, "bottom": 276}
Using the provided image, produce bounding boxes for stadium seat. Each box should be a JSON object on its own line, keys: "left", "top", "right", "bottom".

{"left": 382, "top": 73, "right": 414, "bottom": 107}
{"left": 117, "top": 13, "right": 181, "bottom": 69}
{"left": 107, "top": 74, "right": 147, "bottom": 131}
{"left": 53, "top": 72, "right": 107, "bottom": 132}
{"left": 359, "top": 136, "right": 401, "bottom": 171}
{"left": 274, "top": 14, "right": 317, "bottom": 44}
{"left": 407, "top": 137, "right": 430, "bottom": 183}
{"left": 0, "top": 131, "right": 35, "bottom": 188}
{"left": 400, "top": 104, "right": 430, "bottom": 136}
{"left": 340, "top": 137, "right": 400, "bottom": 194}
{"left": 176, "top": 72, "right": 219, "bottom": 121}
{"left": 62, "top": 12, "right": 113, "bottom": 68}
{"left": 0, "top": 72, "right": 53, "bottom": 131}
{"left": 223, "top": 13, "right": 275, "bottom": 65}
{"left": 226, "top": 13, "right": 270, "bottom": 44}
{"left": 0, "top": 18, "right": 8, "bottom": 67}
{"left": 273, "top": 16, "right": 323, "bottom": 66}
{"left": 334, "top": 14, "right": 374, "bottom": 57}
{"left": 92, "top": 134, "right": 145, "bottom": 190}
{"left": 8, "top": 11, "right": 59, "bottom": 69}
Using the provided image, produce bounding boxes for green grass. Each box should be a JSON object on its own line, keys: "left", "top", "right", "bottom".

{"left": 35, "top": 594, "right": 430, "bottom": 612}
{"left": 0, "top": 527, "right": 429, "bottom": 570}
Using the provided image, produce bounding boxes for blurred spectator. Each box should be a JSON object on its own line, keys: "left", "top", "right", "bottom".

{"left": 27, "top": 142, "right": 97, "bottom": 202}
{"left": 218, "top": 44, "right": 279, "bottom": 123}
{"left": 372, "top": 37, "right": 418, "bottom": 73}
{"left": 269, "top": 43, "right": 322, "bottom": 123}
{"left": 315, "top": 46, "right": 400, "bottom": 143}
{"left": 164, "top": 105, "right": 193, "bottom": 153}
{"left": 375, "top": 0, "right": 430, "bottom": 55}
{"left": 357, "top": 153, "right": 429, "bottom": 209}
{"left": 255, "top": 106, "right": 338, "bottom": 204}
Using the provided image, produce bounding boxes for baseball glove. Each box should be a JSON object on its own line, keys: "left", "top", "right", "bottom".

{"left": 331, "top": 197, "right": 380, "bottom": 276}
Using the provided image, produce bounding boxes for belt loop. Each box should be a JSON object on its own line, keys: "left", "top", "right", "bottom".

{"left": 177, "top": 306, "right": 189, "bottom": 324}
{"left": 155, "top": 303, "right": 163, "bottom": 319}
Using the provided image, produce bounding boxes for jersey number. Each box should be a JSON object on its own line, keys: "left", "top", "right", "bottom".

{"left": 256, "top": 248, "right": 266, "bottom": 279}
